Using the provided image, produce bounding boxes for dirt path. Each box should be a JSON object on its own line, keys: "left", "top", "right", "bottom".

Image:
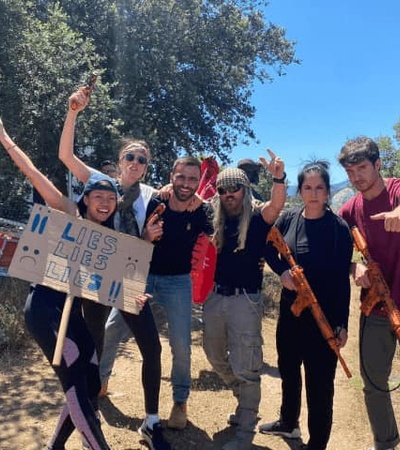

{"left": 1, "top": 284, "right": 400, "bottom": 450}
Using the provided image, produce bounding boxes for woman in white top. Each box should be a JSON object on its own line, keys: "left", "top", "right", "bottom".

{"left": 58, "top": 90, "right": 171, "bottom": 450}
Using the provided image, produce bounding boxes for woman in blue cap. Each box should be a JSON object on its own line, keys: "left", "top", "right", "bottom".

{"left": 0, "top": 117, "right": 148, "bottom": 450}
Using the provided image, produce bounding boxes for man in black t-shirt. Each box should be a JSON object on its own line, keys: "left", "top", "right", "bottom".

{"left": 143, "top": 156, "right": 213, "bottom": 431}
{"left": 203, "top": 152, "right": 286, "bottom": 450}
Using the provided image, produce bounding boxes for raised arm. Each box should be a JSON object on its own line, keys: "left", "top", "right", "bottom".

{"left": 58, "top": 88, "right": 92, "bottom": 184}
{"left": 259, "top": 149, "right": 286, "bottom": 224}
{"left": 0, "top": 118, "right": 76, "bottom": 215}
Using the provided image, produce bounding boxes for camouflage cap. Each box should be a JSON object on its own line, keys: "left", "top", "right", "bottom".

{"left": 216, "top": 168, "right": 250, "bottom": 189}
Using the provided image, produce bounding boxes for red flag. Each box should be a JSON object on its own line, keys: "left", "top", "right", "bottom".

{"left": 197, "top": 156, "right": 219, "bottom": 200}
{"left": 191, "top": 156, "right": 219, "bottom": 303}
{"left": 191, "top": 234, "right": 217, "bottom": 304}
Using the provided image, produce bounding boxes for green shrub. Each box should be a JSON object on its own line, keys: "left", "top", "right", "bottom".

{"left": 262, "top": 270, "right": 281, "bottom": 318}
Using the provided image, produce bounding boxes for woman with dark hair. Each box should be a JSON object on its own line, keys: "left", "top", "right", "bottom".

{"left": 0, "top": 117, "right": 147, "bottom": 449}
{"left": 259, "top": 160, "right": 353, "bottom": 450}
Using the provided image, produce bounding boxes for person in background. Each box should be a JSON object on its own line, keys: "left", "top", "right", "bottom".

{"left": 203, "top": 150, "right": 286, "bottom": 450}
{"left": 0, "top": 117, "right": 148, "bottom": 450}
{"left": 258, "top": 160, "right": 353, "bottom": 450}
{"left": 237, "top": 158, "right": 264, "bottom": 201}
{"left": 59, "top": 88, "right": 171, "bottom": 450}
{"left": 99, "top": 159, "right": 119, "bottom": 179}
{"left": 338, "top": 137, "right": 400, "bottom": 450}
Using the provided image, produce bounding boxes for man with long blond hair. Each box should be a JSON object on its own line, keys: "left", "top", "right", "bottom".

{"left": 203, "top": 150, "right": 286, "bottom": 450}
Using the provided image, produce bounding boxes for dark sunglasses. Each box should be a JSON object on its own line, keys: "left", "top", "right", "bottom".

{"left": 217, "top": 184, "right": 243, "bottom": 195}
{"left": 122, "top": 153, "right": 148, "bottom": 165}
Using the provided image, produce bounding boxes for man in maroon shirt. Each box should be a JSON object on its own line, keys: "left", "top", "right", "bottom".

{"left": 338, "top": 136, "right": 400, "bottom": 450}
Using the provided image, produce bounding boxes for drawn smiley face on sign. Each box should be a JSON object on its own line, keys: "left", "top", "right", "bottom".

{"left": 125, "top": 257, "right": 138, "bottom": 275}
{"left": 20, "top": 245, "right": 41, "bottom": 266}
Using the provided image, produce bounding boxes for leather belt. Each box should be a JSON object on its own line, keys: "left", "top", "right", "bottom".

{"left": 214, "top": 285, "right": 260, "bottom": 296}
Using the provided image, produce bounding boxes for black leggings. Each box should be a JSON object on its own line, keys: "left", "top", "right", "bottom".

{"left": 82, "top": 301, "right": 111, "bottom": 360}
{"left": 276, "top": 296, "right": 338, "bottom": 450}
{"left": 81, "top": 301, "right": 111, "bottom": 411}
{"left": 121, "top": 304, "right": 162, "bottom": 414}
{"left": 83, "top": 299, "right": 162, "bottom": 415}
{"left": 24, "top": 285, "right": 110, "bottom": 450}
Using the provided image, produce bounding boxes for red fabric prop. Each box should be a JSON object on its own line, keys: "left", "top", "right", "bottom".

{"left": 191, "top": 234, "right": 217, "bottom": 304}
{"left": 197, "top": 156, "right": 219, "bottom": 201}
{"left": 0, "top": 232, "right": 19, "bottom": 268}
{"left": 191, "top": 156, "right": 219, "bottom": 303}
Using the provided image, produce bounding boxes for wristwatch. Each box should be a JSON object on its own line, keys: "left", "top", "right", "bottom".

{"left": 272, "top": 172, "right": 287, "bottom": 184}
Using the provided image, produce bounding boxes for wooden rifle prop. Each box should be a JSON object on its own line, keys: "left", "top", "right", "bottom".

{"left": 351, "top": 226, "right": 400, "bottom": 339}
{"left": 146, "top": 203, "right": 166, "bottom": 226}
{"left": 267, "top": 226, "right": 352, "bottom": 378}
{"left": 71, "top": 72, "right": 98, "bottom": 110}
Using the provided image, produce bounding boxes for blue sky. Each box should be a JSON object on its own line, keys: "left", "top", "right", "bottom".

{"left": 231, "top": 0, "right": 400, "bottom": 185}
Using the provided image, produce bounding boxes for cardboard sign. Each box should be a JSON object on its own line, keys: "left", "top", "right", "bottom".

{"left": 8, "top": 204, "right": 153, "bottom": 314}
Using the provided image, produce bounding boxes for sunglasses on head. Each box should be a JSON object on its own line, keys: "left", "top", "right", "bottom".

{"left": 217, "top": 184, "right": 243, "bottom": 195}
{"left": 122, "top": 153, "right": 148, "bottom": 165}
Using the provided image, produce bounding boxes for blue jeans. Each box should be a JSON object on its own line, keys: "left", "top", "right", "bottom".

{"left": 147, "top": 273, "right": 192, "bottom": 403}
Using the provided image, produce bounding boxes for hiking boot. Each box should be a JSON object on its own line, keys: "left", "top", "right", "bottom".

{"left": 138, "top": 421, "right": 171, "bottom": 450}
{"left": 167, "top": 402, "right": 187, "bottom": 429}
{"left": 258, "top": 419, "right": 301, "bottom": 439}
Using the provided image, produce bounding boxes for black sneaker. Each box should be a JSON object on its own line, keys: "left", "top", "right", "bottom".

{"left": 138, "top": 422, "right": 171, "bottom": 450}
{"left": 258, "top": 419, "right": 301, "bottom": 439}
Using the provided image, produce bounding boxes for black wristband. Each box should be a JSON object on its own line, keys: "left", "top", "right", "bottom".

{"left": 272, "top": 172, "right": 286, "bottom": 184}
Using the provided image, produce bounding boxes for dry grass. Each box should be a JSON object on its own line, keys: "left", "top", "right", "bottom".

{"left": 2, "top": 274, "right": 390, "bottom": 450}
{"left": 0, "top": 277, "right": 30, "bottom": 353}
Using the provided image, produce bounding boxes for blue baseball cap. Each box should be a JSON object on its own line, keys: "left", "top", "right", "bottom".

{"left": 83, "top": 178, "right": 118, "bottom": 195}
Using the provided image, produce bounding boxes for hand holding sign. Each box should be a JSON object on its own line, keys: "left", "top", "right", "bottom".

{"left": 9, "top": 204, "right": 153, "bottom": 365}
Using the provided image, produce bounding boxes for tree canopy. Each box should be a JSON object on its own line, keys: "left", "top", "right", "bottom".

{"left": 0, "top": 0, "right": 298, "bottom": 219}
{"left": 376, "top": 128, "right": 400, "bottom": 178}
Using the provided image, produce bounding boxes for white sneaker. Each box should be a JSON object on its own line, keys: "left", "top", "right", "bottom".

{"left": 259, "top": 419, "right": 301, "bottom": 439}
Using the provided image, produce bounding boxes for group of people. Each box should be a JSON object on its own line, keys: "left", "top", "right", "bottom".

{"left": 1, "top": 85, "right": 400, "bottom": 450}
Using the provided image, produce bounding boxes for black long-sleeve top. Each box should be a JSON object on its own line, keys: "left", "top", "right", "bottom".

{"left": 265, "top": 207, "right": 353, "bottom": 329}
